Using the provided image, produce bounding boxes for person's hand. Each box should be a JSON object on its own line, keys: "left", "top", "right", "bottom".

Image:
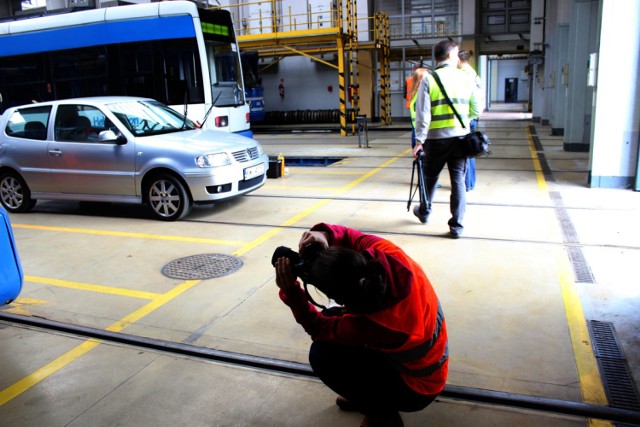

{"left": 298, "top": 230, "right": 329, "bottom": 253}
{"left": 412, "top": 142, "right": 423, "bottom": 158}
{"left": 275, "top": 257, "right": 297, "bottom": 293}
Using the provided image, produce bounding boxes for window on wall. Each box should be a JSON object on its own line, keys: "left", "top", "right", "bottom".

{"left": 376, "top": 0, "right": 459, "bottom": 40}
{"left": 481, "top": 0, "right": 530, "bottom": 34}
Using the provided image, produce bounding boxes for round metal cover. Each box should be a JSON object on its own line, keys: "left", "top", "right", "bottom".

{"left": 161, "top": 254, "right": 243, "bottom": 280}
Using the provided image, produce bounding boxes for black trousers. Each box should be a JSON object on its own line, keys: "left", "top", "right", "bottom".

{"left": 420, "top": 137, "right": 467, "bottom": 233}
{"left": 309, "top": 341, "right": 436, "bottom": 416}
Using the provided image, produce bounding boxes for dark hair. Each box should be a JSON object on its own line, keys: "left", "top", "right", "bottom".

{"left": 458, "top": 50, "right": 472, "bottom": 62}
{"left": 434, "top": 39, "right": 458, "bottom": 62}
{"left": 311, "top": 247, "right": 388, "bottom": 313}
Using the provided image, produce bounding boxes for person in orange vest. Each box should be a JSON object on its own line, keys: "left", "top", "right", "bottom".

{"left": 405, "top": 64, "right": 420, "bottom": 147}
{"left": 274, "top": 223, "right": 448, "bottom": 427}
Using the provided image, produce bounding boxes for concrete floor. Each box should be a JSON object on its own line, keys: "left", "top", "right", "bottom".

{"left": 1, "top": 105, "right": 639, "bottom": 426}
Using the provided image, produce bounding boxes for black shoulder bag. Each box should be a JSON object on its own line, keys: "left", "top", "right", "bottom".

{"left": 431, "top": 71, "right": 491, "bottom": 158}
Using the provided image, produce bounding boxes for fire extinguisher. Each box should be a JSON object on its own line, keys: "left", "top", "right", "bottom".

{"left": 279, "top": 78, "right": 285, "bottom": 98}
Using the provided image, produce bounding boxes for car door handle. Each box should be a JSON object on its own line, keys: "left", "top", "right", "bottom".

{"left": 48, "top": 149, "right": 63, "bottom": 156}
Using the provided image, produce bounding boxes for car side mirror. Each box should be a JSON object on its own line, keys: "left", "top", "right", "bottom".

{"left": 98, "top": 130, "right": 126, "bottom": 145}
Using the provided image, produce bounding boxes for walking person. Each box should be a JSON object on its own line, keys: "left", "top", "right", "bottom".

{"left": 412, "top": 40, "right": 480, "bottom": 238}
{"left": 458, "top": 50, "right": 484, "bottom": 191}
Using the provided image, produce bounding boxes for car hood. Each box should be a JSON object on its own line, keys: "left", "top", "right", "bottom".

{"left": 143, "top": 129, "right": 257, "bottom": 152}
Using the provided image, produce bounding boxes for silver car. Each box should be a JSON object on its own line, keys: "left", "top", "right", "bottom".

{"left": 0, "top": 97, "right": 268, "bottom": 221}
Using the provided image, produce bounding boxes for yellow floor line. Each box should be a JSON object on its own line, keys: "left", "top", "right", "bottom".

{"left": 525, "top": 127, "right": 548, "bottom": 191}
{"left": 0, "top": 148, "right": 408, "bottom": 406}
{"left": 235, "top": 148, "right": 411, "bottom": 257}
{"left": 0, "top": 340, "right": 101, "bottom": 406}
{"left": 262, "top": 185, "right": 342, "bottom": 191}
{"left": 12, "top": 224, "right": 246, "bottom": 246}
{"left": 557, "top": 255, "right": 608, "bottom": 405}
{"left": 25, "top": 276, "right": 161, "bottom": 300}
{"left": 279, "top": 170, "right": 364, "bottom": 175}
{"left": 527, "top": 127, "right": 610, "bottom": 424}
{"left": 0, "top": 279, "right": 200, "bottom": 406}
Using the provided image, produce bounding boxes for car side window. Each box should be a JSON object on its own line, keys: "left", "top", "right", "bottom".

{"left": 54, "top": 105, "right": 111, "bottom": 143}
{"left": 5, "top": 106, "right": 52, "bottom": 141}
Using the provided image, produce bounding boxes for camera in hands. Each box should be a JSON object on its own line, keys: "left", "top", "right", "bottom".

{"left": 271, "top": 243, "right": 324, "bottom": 284}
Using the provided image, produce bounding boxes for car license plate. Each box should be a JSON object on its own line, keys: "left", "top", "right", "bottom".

{"left": 244, "top": 163, "right": 264, "bottom": 180}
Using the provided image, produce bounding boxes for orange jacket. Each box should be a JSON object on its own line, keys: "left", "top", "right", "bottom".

{"left": 365, "top": 239, "right": 448, "bottom": 396}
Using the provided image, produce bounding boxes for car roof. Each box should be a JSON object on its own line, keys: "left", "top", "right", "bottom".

{"left": 9, "top": 96, "right": 156, "bottom": 110}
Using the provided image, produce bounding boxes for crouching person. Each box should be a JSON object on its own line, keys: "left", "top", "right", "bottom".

{"left": 274, "top": 223, "right": 448, "bottom": 427}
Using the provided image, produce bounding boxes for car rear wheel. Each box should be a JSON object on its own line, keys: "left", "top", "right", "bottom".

{"left": 146, "top": 174, "right": 192, "bottom": 221}
{"left": 0, "top": 172, "right": 37, "bottom": 213}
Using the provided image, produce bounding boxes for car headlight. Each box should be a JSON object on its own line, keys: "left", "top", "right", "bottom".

{"left": 196, "top": 153, "right": 231, "bottom": 168}
{"left": 256, "top": 143, "right": 264, "bottom": 156}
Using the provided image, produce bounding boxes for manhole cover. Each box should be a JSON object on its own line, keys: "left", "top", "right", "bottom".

{"left": 161, "top": 254, "right": 243, "bottom": 280}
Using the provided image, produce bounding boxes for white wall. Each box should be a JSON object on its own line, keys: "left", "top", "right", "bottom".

{"left": 589, "top": 0, "right": 640, "bottom": 187}
{"left": 262, "top": 57, "right": 339, "bottom": 111}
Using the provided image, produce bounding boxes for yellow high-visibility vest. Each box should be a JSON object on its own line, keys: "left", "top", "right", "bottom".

{"left": 426, "top": 66, "right": 472, "bottom": 130}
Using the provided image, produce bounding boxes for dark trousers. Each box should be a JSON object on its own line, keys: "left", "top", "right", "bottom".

{"left": 309, "top": 341, "right": 436, "bottom": 416}
{"left": 419, "top": 137, "right": 467, "bottom": 233}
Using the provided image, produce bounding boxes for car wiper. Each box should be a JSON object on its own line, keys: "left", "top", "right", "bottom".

{"left": 200, "top": 91, "right": 222, "bottom": 128}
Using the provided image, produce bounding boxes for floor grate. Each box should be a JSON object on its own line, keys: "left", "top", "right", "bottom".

{"left": 588, "top": 320, "right": 640, "bottom": 411}
{"left": 550, "top": 191, "right": 594, "bottom": 283}
{"left": 162, "top": 254, "right": 243, "bottom": 280}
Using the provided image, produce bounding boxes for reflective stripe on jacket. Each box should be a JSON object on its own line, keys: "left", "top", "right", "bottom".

{"left": 365, "top": 239, "right": 449, "bottom": 396}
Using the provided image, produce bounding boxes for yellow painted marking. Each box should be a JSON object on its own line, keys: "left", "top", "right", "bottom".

{"left": 280, "top": 170, "right": 363, "bottom": 175}
{"left": 104, "top": 280, "right": 200, "bottom": 332}
{"left": 525, "top": 127, "right": 548, "bottom": 191}
{"left": 0, "top": 340, "right": 101, "bottom": 406}
{"left": 0, "top": 148, "right": 408, "bottom": 406}
{"left": 557, "top": 255, "right": 608, "bottom": 406}
{"left": 2, "top": 297, "right": 46, "bottom": 316}
{"left": 10, "top": 297, "right": 45, "bottom": 306}
{"left": 0, "top": 279, "right": 200, "bottom": 405}
{"left": 12, "top": 224, "right": 245, "bottom": 246}
{"left": 527, "top": 124, "right": 609, "bottom": 419}
{"left": 235, "top": 149, "right": 410, "bottom": 257}
{"left": 263, "top": 186, "right": 342, "bottom": 191}
{"left": 26, "top": 276, "right": 161, "bottom": 300}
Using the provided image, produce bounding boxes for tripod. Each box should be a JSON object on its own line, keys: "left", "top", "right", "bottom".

{"left": 407, "top": 152, "right": 429, "bottom": 212}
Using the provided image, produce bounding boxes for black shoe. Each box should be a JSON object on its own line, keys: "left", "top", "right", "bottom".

{"left": 413, "top": 206, "right": 428, "bottom": 224}
{"left": 448, "top": 230, "right": 461, "bottom": 239}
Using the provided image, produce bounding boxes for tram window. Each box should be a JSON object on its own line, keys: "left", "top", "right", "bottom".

{"left": 162, "top": 41, "right": 204, "bottom": 105}
{"left": 0, "top": 53, "right": 45, "bottom": 84}
{"left": 51, "top": 47, "right": 107, "bottom": 80}
{"left": 119, "top": 42, "right": 157, "bottom": 100}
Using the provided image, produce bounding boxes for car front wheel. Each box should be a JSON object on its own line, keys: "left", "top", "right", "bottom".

{"left": 0, "top": 171, "right": 37, "bottom": 213}
{"left": 146, "top": 174, "right": 192, "bottom": 221}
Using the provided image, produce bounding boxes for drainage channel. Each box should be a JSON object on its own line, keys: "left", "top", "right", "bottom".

{"left": 1, "top": 313, "right": 639, "bottom": 424}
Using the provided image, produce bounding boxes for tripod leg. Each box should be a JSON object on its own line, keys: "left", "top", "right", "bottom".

{"left": 417, "top": 155, "right": 429, "bottom": 212}
{"left": 408, "top": 158, "right": 417, "bottom": 211}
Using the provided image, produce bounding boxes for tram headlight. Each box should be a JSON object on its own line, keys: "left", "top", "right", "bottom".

{"left": 196, "top": 153, "right": 231, "bottom": 168}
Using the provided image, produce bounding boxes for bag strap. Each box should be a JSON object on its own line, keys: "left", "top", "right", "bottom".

{"left": 431, "top": 70, "right": 466, "bottom": 129}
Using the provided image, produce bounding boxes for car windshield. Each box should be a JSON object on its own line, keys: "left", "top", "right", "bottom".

{"left": 106, "top": 100, "right": 197, "bottom": 136}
